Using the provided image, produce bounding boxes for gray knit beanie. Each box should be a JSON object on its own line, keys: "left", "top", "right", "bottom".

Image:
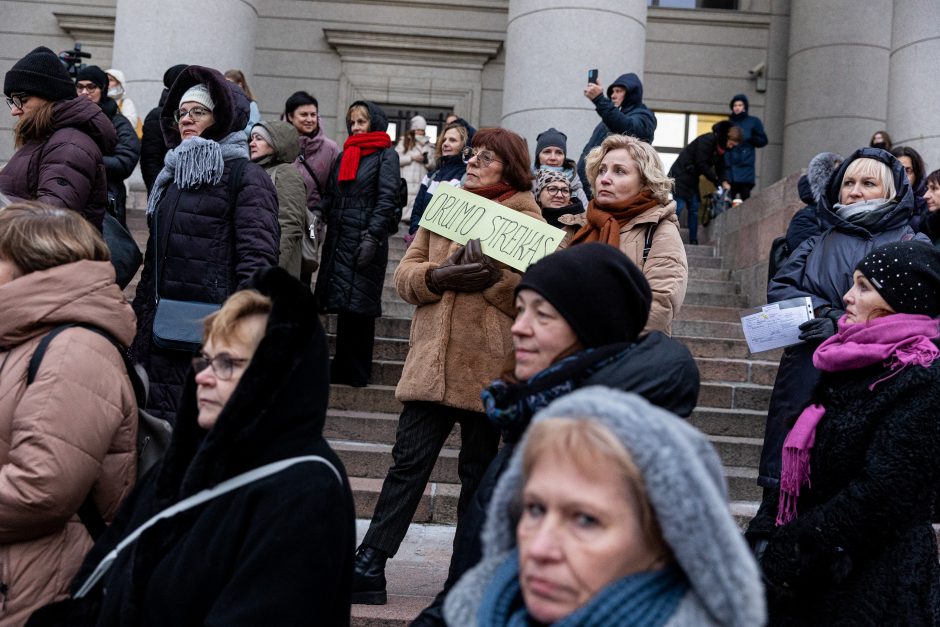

{"left": 535, "top": 127, "right": 567, "bottom": 159}
{"left": 444, "top": 388, "right": 766, "bottom": 627}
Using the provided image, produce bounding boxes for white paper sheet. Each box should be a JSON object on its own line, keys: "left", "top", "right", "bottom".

{"left": 739, "top": 297, "right": 814, "bottom": 353}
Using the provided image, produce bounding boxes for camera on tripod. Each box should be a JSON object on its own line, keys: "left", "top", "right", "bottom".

{"left": 59, "top": 42, "right": 91, "bottom": 79}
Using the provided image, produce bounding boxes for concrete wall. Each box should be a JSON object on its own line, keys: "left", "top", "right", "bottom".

{"left": 702, "top": 170, "right": 804, "bottom": 307}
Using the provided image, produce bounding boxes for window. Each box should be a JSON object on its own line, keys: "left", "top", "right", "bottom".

{"left": 381, "top": 105, "right": 453, "bottom": 145}
{"left": 652, "top": 111, "right": 726, "bottom": 175}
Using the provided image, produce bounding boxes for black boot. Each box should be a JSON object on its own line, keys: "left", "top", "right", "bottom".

{"left": 352, "top": 545, "right": 388, "bottom": 605}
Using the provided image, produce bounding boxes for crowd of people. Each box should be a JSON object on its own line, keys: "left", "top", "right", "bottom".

{"left": 2, "top": 42, "right": 940, "bottom": 627}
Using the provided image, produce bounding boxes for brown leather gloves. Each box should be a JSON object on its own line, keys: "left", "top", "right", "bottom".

{"left": 426, "top": 239, "right": 501, "bottom": 294}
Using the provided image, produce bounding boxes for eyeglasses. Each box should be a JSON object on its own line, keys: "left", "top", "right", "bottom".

{"left": 5, "top": 94, "right": 28, "bottom": 110}
{"left": 76, "top": 83, "right": 101, "bottom": 94}
{"left": 192, "top": 352, "right": 249, "bottom": 380}
{"left": 544, "top": 185, "right": 571, "bottom": 197}
{"left": 174, "top": 107, "right": 212, "bottom": 124}
{"left": 462, "top": 146, "right": 503, "bottom": 168}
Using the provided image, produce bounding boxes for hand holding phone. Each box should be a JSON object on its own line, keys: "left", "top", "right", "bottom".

{"left": 588, "top": 69, "right": 599, "bottom": 84}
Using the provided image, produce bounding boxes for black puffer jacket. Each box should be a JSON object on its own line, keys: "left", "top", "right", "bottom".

{"left": 100, "top": 97, "right": 140, "bottom": 223}
{"left": 140, "top": 100, "right": 165, "bottom": 194}
{"left": 130, "top": 66, "right": 279, "bottom": 423}
{"left": 32, "top": 268, "right": 356, "bottom": 627}
{"left": 748, "top": 356, "right": 940, "bottom": 626}
{"left": 314, "top": 100, "right": 399, "bottom": 317}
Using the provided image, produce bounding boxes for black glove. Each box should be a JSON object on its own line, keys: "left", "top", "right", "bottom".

{"left": 355, "top": 233, "right": 380, "bottom": 270}
{"left": 798, "top": 307, "right": 844, "bottom": 342}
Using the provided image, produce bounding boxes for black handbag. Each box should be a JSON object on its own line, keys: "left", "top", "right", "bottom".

{"left": 102, "top": 210, "right": 143, "bottom": 290}
{"left": 151, "top": 159, "right": 247, "bottom": 353}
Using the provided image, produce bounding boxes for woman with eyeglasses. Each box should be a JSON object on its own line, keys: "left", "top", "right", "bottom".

{"left": 30, "top": 268, "right": 357, "bottom": 626}
{"left": 533, "top": 168, "right": 584, "bottom": 229}
{"left": 129, "top": 65, "right": 279, "bottom": 424}
{"left": 0, "top": 46, "right": 117, "bottom": 231}
{"left": 567, "top": 134, "right": 688, "bottom": 336}
{"left": 351, "top": 127, "right": 545, "bottom": 606}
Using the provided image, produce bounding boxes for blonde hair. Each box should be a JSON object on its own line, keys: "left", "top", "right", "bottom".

{"left": 585, "top": 134, "right": 673, "bottom": 205}
{"left": 224, "top": 69, "right": 254, "bottom": 101}
{"left": 434, "top": 122, "right": 468, "bottom": 160}
{"left": 521, "top": 417, "right": 670, "bottom": 561}
{"left": 842, "top": 157, "right": 896, "bottom": 201}
{"left": 346, "top": 103, "right": 371, "bottom": 127}
{"left": 0, "top": 203, "right": 109, "bottom": 274}
{"left": 203, "top": 289, "right": 272, "bottom": 347}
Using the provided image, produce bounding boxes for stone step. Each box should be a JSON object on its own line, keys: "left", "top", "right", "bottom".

{"left": 682, "top": 290, "right": 748, "bottom": 308}
{"left": 382, "top": 301, "right": 416, "bottom": 318}
{"left": 672, "top": 319, "right": 743, "bottom": 339}
{"left": 690, "top": 406, "right": 767, "bottom": 439}
{"left": 688, "top": 266, "right": 731, "bottom": 281}
{"left": 676, "top": 304, "right": 746, "bottom": 324}
{"left": 683, "top": 254, "right": 723, "bottom": 269}
{"left": 697, "top": 357, "right": 778, "bottom": 386}
{"left": 684, "top": 243, "right": 716, "bottom": 257}
{"left": 328, "top": 380, "right": 770, "bottom": 416}
{"left": 350, "top": 476, "right": 459, "bottom": 525}
{"left": 325, "top": 409, "right": 461, "bottom": 448}
{"left": 685, "top": 279, "right": 739, "bottom": 296}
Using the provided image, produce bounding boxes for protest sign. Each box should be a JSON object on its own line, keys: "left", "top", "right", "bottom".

{"left": 417, "top": 182, "right": 564, "bottom": 271}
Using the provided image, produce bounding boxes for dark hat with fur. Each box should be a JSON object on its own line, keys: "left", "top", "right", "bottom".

{"left": 4, "top": 46, "right": 76, "bottom": 102}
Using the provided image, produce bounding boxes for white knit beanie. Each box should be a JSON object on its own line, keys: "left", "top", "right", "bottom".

{"left": 409, "top": 115, "right": 427, "bottom": 131}
{"left": 180, "top": 83, "right": 215, "bottom": 111}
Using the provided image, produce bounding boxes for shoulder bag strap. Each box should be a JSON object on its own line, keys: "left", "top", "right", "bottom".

{"left": 74, "top": 455, "right": 342, "bottom": 598}
{"left": 642, "top": 221, "right": 659, "bottom": 264}
{"left": 298, "top": 154, "right": 324, "bottom": 199}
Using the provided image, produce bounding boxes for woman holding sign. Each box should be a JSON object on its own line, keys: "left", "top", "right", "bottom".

{"left": 747, "top": 241, "right": 940, "bottom": 626}
{"left": 351, "top": 128, "right": 543, "bottom": 606}
{"left": 566, "top": 134, "right": 688, "bottom": 336}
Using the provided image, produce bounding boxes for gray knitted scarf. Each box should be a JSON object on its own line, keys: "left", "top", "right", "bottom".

{"left": 147, "top": 131, "right": 250, "bottom": 215}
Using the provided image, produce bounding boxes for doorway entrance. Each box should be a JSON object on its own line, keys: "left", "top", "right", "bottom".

{"left": 381, "top": 104, "right": 453, "bottom": 145}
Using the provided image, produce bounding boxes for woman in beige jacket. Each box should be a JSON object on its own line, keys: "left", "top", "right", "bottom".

{"left": 351, "top": 128, "right": 545, "bottom": 605}
{"left": 564, "top": 134, "right": 688, "bottom": 335}
{"left": 0, "top": 205, "right": 137, "bottom": 626}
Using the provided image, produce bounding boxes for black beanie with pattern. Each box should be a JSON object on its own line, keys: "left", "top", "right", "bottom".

{"left": 516, "top": 243, "right": 652, "bottom": 347}
{"left": 855, "top": 241, "right": 940, "bottom": 317}
{"left": 4, "top": 46, "right": 76, "bottom": 102}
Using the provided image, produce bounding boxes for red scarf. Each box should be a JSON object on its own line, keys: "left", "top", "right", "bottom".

{"left": 338, "top": 132, "right": 392, "bottom": 182}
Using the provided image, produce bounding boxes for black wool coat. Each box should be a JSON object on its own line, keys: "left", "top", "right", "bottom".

{"left": 140, "top": 102, "right": 165, "bottom": 194}
{"left": 130, "top": 66, "right": 279, "bottom": 423}
{"left": 314, "top": 100, "right": 400, "bottom": 317}
{"left": 30, "top": 268, "right": 356, "bottom": 627}
{"left": 748, "top": 358, "right": 940, "bottom": 626}
{"left": 100, "top": 97, "right": 140, "bottom": 223}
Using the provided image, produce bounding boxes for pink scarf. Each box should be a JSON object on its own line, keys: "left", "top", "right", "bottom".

{"left": 776, "top": 313, "right": 940, "bottom": 526}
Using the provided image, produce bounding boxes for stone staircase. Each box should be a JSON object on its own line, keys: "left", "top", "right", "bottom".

{"left": 125, "top": 195, "right": 776, "bottom": 626}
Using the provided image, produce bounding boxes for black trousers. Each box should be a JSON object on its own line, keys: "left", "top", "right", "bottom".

{"left": 729, "top": 182, "right": 755, "bottom": 201}
{"left": 362, "top": 401, "right": 500, "bottom": 557}
{"left": 331, "top": 311, "right": 375, "bottom": 386}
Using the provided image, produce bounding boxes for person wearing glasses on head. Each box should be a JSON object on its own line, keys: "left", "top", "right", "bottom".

{"left": 75, "top": 65, "right": 141, "bottom": 227}
{"left": 0, "top": 46, "right": 117, "bottom": 231}
{"left": 351, "top": 127, "right": 545, "bottom": 607}
{"left": 32, "top": 269, "right": 357, "bottom": 626}
{"left": 129, "top": 65, "right": 279, "bottom": 425}
{"left": 533, "top": 168, "right": 584, "bottom": 229}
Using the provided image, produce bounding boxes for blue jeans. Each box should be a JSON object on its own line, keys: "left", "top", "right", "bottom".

{"left": 675, "top": 195, "right": 699, "bottom": 243}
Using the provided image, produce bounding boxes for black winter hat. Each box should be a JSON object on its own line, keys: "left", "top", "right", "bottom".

{"left": 856, "top": 241, "right": 940, "bottom": 317}
{"left": 75, "top": 65, "right": 108, "bottom": 92}
{"left": 4, "top": 46, "right": 76, "bottom": 102}
{"left": 535, "top": 128, "right": 567, "bottom": 158}
{"left": 516, "top": 243, "right": 652, "bottom": 347}
{"left": 164, "top": 64, "right": 188, "bottom": 89}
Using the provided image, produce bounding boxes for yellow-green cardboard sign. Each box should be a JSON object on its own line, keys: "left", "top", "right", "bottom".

{"left": 417, "top": 183, "right": 565, "bottom": 271}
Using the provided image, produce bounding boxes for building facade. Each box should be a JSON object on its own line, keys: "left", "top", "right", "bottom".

{"left": 2, "top": 0, "right": 937, "bottom": 189}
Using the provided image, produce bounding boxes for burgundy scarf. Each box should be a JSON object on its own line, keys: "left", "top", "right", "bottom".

{"left": 776, "top": 313, "right": 940, "bottom": 525}
{"left": 338, "top": 131, "right": 392, "bottom": 182}
{"left": 467, "top": 181, "right": 516, "bottom": 203}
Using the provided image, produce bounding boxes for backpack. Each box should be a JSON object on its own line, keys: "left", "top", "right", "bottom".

{"left": 27, "top": 323, "right": 173, "bottom": 540}
{"left": 767, "top": 236, "right": 791, "bottom": 283}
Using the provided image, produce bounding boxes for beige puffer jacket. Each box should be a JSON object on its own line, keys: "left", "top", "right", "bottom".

{"left": 560, "top": 200, "right": 688, "bottom": 335}
{"left": 0, "top": 260, "right": 138, "bottom": 626}
{"left": 394, "top": 191, "right": 544, "bottom": 412}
